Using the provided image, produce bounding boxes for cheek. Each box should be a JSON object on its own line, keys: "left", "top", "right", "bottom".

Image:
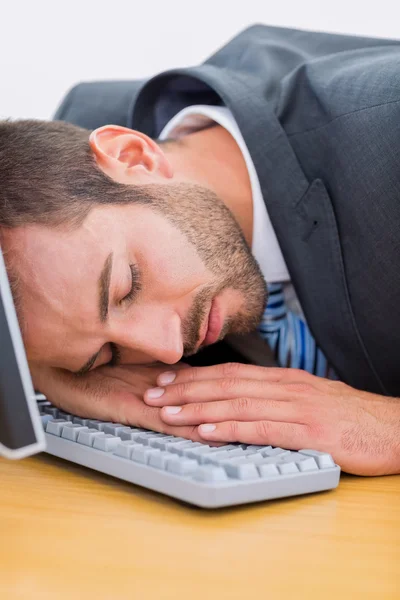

{"left": 139, "top": 234, "right": 209, "bottom": 295}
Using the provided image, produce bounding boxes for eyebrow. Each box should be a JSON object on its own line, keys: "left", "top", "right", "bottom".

{"left": 99, "top": 252, "right": 113, "bottom": 323}
{"left": 75, "top": 349, "right": 101, "bottom": 377}
{"left": 74, "top": 252, "right": 113, "bottom": 376}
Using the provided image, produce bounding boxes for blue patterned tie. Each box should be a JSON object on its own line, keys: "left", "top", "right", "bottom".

{"left": 258, "top": 283, "right": 337, "bottom": 378}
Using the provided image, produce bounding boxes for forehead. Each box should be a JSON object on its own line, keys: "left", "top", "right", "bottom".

{"left": 7, "top": 217, "right": 109, "bottom": 300}
{"left": 6, "top": 202, "right": 151, "bottom": 284}
{"left": 3, "top": 217, "right": 110, "bottom": 360}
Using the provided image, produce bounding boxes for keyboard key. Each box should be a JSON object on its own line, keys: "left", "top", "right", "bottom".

{"left": 58, "top": 412, "right": 74, "bottom": 421}
{"left": 197, "top": 446, "right": 238, "bottom": 464}
{"left": 35, "top": 394, "right": 48, "bottom": 402}
{"left": 261, "top": 447, "right": 290, "bottom": 458}
{"left": 148, "top": 436, "right": 187, "bottom": 449}
{"left": 120, "top": 430, "right": 144, "bottom": 442}
{"left": 204, "top": 447, "right": 246, "bottom": 466}
{"left": 258, "top": 464, "right": 280, "bottom": 478}
{"left": 136, "top": 433, "right": 165, "bottom": 446}
{"left": 183, "top": 445, "right": 213, "bottom": 460}
{"left": 178, "top": 443, "right": 204, "bottom": 457}
{"left": 146, "top": 435, "right": 174, "bottom": 448}
{"left": 92, "top": 421, "right": 114, "bottom": 432}
{"left": 299, "top": 450, "right": 336, "bottom": 469}
{"left": 131, "top": 446, "right": 161, "bottom": 464}
{"left": 257, "top": 454, "right": 290, "bottom": 466}
{"left": 278, "top": 462, "right": 299, "bottom": 475}
{"left": 43, "top": 407, "right": 59, "bottom": 418}
{"left": 113, "top": 441, "right": 142, "bottom": 459}
{"left": 256, "top": 445, "right": 273, "bottom": 454}
{"left": 222, "top": 460, "right": 259, "bottom": 480}
{"left": 316, "top": 455, "right": 336, "bottom": 469}
{"left": 209, "top": 444, "right": 238, "bottom": 453}
{"left": 41, "top": 414, "right": 53, "bottom": 429}
{"left": 241, "top": 453, "right": 264, "bottom": 465}
{"left": 61, "top": 425, "right": 89, "bottom": 442}
{"left": 93, "top": 434, "right": 122, "bottom": 452}
{"left": 297, "top": 457, "right": 319, "bottom": 472}
{"left": 284, "top": 451, "right": 308, "bottom": 462}
{"left": 46, "top": 419, "right": 74, "bottom": 436}
{"left": 73, "top": 417, "right": 92, "bottom": 426}
{"left": 202, "top": 451, "right": 231, "bottom": 465}
{"left": 167, "top": 457, "right": 198, "bottom": 476}
{"left": 245, "top": 445, "right": 266, "bottom": 452}
{"left": 218, "top": 455, "right": 244, "bottom": 465}
{"left": 149, "top": 436, "right": 177, "bottom": 450}
{"left": 38, "top": 402, "right": 50, "bottom": 414}
{"left": 103, "top": 424, "right": 131, "bottom": 436}
{"left": 77, "top": 429, "right": 106, "bottom": 447}
{"left": 168, "top": 440, "right": 197, "bottom": 455}
{"left": 193, "top": 466, "right": 229, "bottom": 483}
{"left": 160, "top": 436, "right": 187, "bottom": 445}
{"left": 149, "top": 451, "right": 176, "bottom": 470}
{"left": 226, "top": 447, "right": 247, "bottom": 457}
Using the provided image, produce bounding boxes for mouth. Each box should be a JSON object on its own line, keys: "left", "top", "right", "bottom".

{"left": 200, "top": 297, "right": 223, "bottom": 347}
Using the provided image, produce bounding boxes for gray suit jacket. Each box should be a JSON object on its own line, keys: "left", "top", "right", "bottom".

{"left": 55, "top": 24, "right": 400, "bottom": 395}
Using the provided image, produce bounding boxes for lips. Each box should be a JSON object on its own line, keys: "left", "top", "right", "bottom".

{"left": 202, "top": 298, "right": 223, "bottom": 346}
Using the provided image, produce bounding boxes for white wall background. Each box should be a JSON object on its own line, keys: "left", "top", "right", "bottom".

{"left": 1, "top": 0, "right": 399, "bottom": 121}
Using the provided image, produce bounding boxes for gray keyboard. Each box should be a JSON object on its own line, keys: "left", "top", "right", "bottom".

{"left": 38, "top": 401, "right": 340, "bottom": 508}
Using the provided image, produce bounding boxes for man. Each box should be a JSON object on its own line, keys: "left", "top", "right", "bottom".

{"left": 1, "top": 24, "right": 400, "bottom": 476}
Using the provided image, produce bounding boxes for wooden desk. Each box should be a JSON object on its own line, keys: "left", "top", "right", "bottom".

{"left": 0, "top": 454, "right": 399, "bottom": 600}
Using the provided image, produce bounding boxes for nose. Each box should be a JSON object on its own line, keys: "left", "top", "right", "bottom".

{"left": 110, "top": 307, "right": 184, "bottom": 365}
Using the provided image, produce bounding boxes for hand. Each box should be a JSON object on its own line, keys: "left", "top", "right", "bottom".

{"left": 31, "top": 362, "right": 203, "bottom": 440}
{"left": 143, "top": 363, "right": 400, "bottom": 476}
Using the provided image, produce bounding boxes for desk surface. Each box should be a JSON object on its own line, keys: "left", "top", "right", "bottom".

{"left": 0, "top": 453, "right": 399, "bottom": 600}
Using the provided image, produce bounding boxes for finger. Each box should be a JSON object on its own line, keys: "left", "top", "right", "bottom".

{"left": 157, "top": 363, "right": 313, "bottom": 387}
{"left": 111, "top": 390, "right": 203, "bottom": 441}
{"left": 160, "top": 397, "right": 300, "bottom": 426}
{"left": 97, "top": 366, "right": 162, "bottom": 388}
{"left": 99, "top": 362, "right": 187, "bottom": 387}
{"left": 121, "top": 403, "right": 204, "bottom": 442}
{"left": 197, "top": 420, "right": 309, "bottom": 448}
{"left": 144, "top": 377, "right": 309, "bottom": 406}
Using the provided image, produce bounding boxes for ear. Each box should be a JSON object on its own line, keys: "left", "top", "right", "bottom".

{"left": 89, "top": 125, "right": 173, "bottom": 183}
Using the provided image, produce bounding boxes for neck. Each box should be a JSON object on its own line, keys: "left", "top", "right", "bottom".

{"left": 163, "top": 125, "right": 254, "bottom": 246}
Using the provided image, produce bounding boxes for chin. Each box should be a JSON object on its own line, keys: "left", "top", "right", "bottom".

{"left": 227, "top": 302, "right": 266, "bottom": 337}
{"left": 208, "top": 296, "right": 259, "bottom": 346}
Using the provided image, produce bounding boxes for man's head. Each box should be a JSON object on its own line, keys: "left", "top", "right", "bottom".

{"left": 0, "top": 119, "right": 267, "bottom": 373}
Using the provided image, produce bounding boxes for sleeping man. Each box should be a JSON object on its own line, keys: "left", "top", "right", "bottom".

{"left": 1, "top": 25, "right": 400, "bottom": 476}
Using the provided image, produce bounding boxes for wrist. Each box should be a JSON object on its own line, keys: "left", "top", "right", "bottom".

{"left": 380, "top": 398, "right": 400, "bottom": 475}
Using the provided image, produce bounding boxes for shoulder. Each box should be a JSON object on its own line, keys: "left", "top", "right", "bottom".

{"left": 280, "top": 46, "right": 400, "bottom": 136}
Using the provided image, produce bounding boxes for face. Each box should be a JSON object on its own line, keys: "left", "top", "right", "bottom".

{"left": 6, "top": 183, "right": 267, "bottom": 373}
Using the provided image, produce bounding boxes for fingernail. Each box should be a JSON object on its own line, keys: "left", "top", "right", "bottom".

{"left": 199, "top": 424, "right": 216, "bottom": 433}
{"left": 164, "top": 406, "right": 182, "bottom": 415}
{"left": 146, "top": 387, "right": 165, "bottom": 399}
{"left": 158, "top": 371, "right": 176, "bottom": 385}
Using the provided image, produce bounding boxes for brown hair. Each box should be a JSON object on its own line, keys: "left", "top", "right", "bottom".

{"left": 0, "top": 119, "right": 154, "bottom": 230}
{"left": 0, "top": 119, "right": 159, "bottom": 320}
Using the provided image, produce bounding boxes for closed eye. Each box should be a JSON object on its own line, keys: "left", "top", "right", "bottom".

{"left": 122, "top": 263, "right": 142, "bottom": 304}
{"left": 102, "top": 265, "right": 141, "bottom": 368}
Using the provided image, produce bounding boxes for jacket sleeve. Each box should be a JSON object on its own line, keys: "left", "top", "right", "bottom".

{"left": 53, "top": 79, "right": 147, "bottom": 130}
